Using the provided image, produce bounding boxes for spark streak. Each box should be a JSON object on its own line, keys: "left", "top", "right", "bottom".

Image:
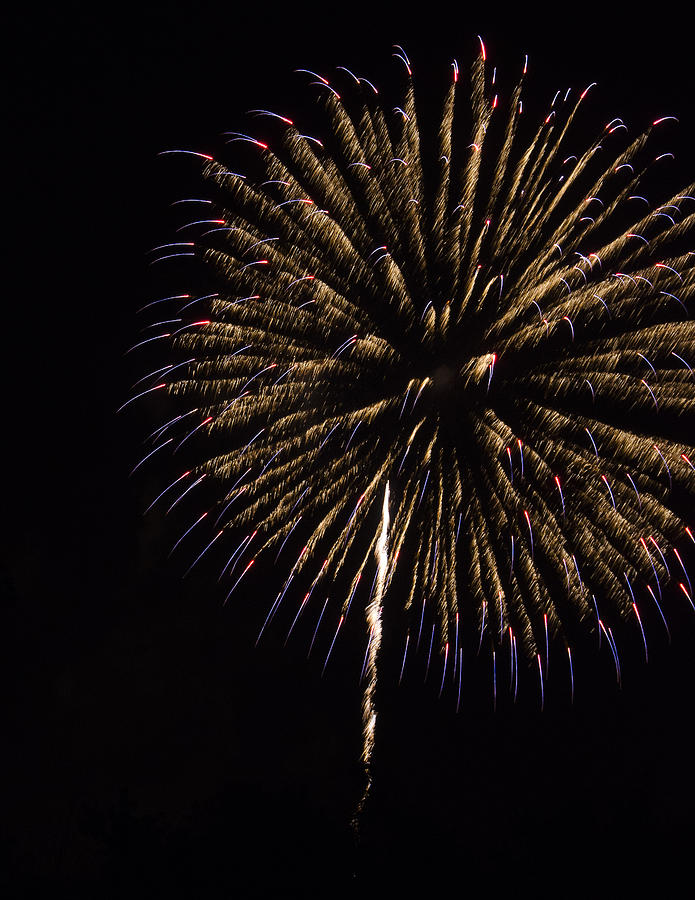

{"left": 354, "top": 482, "right": 390, "bottom": 824}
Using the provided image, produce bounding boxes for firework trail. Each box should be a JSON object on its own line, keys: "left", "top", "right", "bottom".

{"left": 354, "top": 481, "right": 389, "bottom": 824}
{"left": 133, "top": 41, "right": 695, "bottom": 799}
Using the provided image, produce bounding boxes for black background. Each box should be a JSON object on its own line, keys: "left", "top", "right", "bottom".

{"left": 7, "top": 3, "right": 695, "bottom": 896}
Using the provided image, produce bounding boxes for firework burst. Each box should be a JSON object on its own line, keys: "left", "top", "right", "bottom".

{"left": 132, "top": 42, "right": 694, "bottom": 793}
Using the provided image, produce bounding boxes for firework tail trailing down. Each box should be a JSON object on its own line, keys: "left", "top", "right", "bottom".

{"left": 132, "top": 40, "right": 695, "bottom": 803}
{"left": 353, "top": 480, "right": 390, "bottom": 826}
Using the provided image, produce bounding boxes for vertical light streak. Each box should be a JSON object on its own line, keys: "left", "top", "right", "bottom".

{"left": 456, "top": 648, "right": 463, "bottom": 712}
{"left": 439, "top": 641, "right": 450, "bottom": 698}
{"left": 399, "top": 631, "right": 410, "bottom": 685}
{"left": 322, "top": 615, "right": 344, "bottom": 675}
{"left": 354, "top": 481, "right": 390, "bottom": 825}
{"left": 492, "top": 649, "right": 497, "bottom": 712}
{"left": 308, "top": 596, "right": 330, "bottom": 657}
{"left": 425, "top": 623, "right": 436, "bottom": 680}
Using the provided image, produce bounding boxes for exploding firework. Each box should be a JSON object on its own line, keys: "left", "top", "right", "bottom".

{"left": 131, "top": 42, "right": 694, "bottom": 782}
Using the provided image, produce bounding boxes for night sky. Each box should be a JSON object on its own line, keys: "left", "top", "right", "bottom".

{"left": 7, "top": 4, "right": 695, "bottom": 896}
